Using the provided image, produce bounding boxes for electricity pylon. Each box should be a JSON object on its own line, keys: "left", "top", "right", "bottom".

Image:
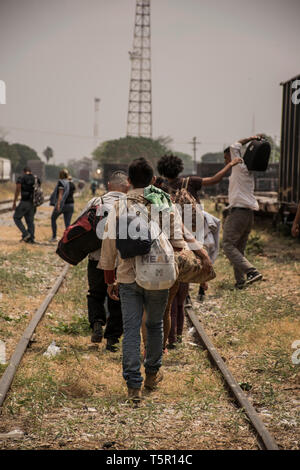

{"left": 127, "top": 0, "right": 152, "bottom": 138}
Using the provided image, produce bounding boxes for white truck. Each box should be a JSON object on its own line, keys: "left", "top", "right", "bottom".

{"left": 0, "top": 157, "right": 11, "bottom": 182}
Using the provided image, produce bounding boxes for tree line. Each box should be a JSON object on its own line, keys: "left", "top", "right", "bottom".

{"left": 92, "top": 136, "right": 194, "bottom": 174}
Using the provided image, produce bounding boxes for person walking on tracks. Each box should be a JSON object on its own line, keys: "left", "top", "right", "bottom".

{"left": 222, "top": 136, "right": 264, "bottom": 289}
{"left": 84, "top": 171, "right": 129, "bottom": 351}
{"left": 12, "top": 166, "right": 41, "bottom": 244}
{"left": 100, "top": 158, "right": 186, "bottom": 402}
{"left": 50, "top": 169, "right": 76, "bottom": 242}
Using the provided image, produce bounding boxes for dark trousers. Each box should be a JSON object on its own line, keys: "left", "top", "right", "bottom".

{"left": 223, "top": 209, "right": 254, "bottom": 283}
{"left": 168, "top": 282, "right": 189, "bottom": 345}
{"left": 13, "top": 200, "right": 35, "bottom": 240}
{"left": 87, "top": 259, "right": 123, "bottom": 341}
{"left": 51, "top": 203, "right": 74, "bottom": 238}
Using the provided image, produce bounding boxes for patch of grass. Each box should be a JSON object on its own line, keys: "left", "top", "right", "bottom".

{"left": 49, "top": 314, "right": 90, "bottom": 336}
{"left": 0, "top": 363, "right": 8, "bottom": 374}
{"left": 7, "top": 365, "right": 67, "bottom": 427}
{"left": 0, "top": 310, "right": 14, "bottom": 322}
{"left": 246, "top": 347, "right": 296, "bottom": 383}
{"left": 246, "top": 233, "right": 264, "bottom": 255}
{"left": 0, "top": 309, "right": 28, "bottom": 324}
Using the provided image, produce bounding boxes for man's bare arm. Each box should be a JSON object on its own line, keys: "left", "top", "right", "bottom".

{"left": 238, "top": 134, "right": 265, "bottom": 145}
{"left": 202, "top": 157, "right": 242, "bottom": 186}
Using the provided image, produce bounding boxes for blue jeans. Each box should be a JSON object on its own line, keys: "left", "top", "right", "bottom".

{"left": 119, "top": 282, "right": 169, "bottom": 389}
{"left": 13, "top": 200, "right": 35, "bottom": 240}
{"left": 51, "top": 203, "right": 74, "bottom": 237}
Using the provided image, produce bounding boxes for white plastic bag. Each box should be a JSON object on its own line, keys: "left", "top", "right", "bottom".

{"left": 135, "top": 220, "right": 177, "bottom": 290}
{"left": 43, "top": 340, "right": 61, "bottom": 358}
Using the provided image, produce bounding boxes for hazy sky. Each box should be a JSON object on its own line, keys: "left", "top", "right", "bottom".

{"left": 0, "top": 0, "right": 299, "bottom": 165}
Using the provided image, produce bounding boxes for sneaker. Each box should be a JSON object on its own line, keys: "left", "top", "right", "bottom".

{"left": 197, "top": 286, "right": 206, "bottom": 302}
{"left": 26, "top": 238, "right": 35, "bottom": 244}
{"left": 185, "top": 294, "right": 192, "bottom": 308}
{"left": 234, "top": 280, "right": 246, "bottom": 289}
{"left": 166, "top": 343, "right": 176, "bottom": 350}
{"left": 245, "top": 271, "right": 263, "bottom": 285}
{"left": 106, "top": 338, "right": 118, "bottom": 352}
{"left": 91, "top": 321, "right": 103, "bottom": 343}
{"left": 21, "top": 234, "right": 31, "bottom": 242}
{"left": 49, "top": 237, "right": 57, "bottom": 242}
{"left": 127, "top": 387, "right": 142, "bottom": 403}
{"left": 176, "top": 335, "right": 183, "bottom": 344}
{"left": 144, "top": 370, "right": 163, "bottom": 391}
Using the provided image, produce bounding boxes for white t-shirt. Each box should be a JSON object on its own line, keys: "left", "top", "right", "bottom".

{"left": 228, "top": 142, "right": 259, "bottom": 211}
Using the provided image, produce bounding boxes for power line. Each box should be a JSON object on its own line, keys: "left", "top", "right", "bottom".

{"left": 1, "top": 125, "right": 94, "bottom": 140}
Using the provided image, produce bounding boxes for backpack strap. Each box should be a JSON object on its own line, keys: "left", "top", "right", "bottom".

{"left": 181, "top": 177, "right": 190, "bottom": 190}
{"left": 90, "top": 196, "right": 102, "bottom": 206}
{"left": 126, "top": 195, "right": 152, "bottom": 223}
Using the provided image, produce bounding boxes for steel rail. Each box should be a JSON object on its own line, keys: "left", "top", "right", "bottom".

{"left": 0, "top": 264, "right": 69, "bottom": 407}
{"left": 186, "top": 307, "right": 279, "bottom": 450}
{"left": 0, "top": 199, "right": 13, "bottom": 204}
{"left": 0, "top": 192, "right": 82, "bottom": 214}
{"left": 0, "top": 196, "right": 51, "bottom": 215}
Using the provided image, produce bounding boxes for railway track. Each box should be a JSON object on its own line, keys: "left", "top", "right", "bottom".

{"left": 186, "top": 305, "right": 278, "bottom": 450}
{"left": 0, "top": 192, "right": 81, "bottom": 214}
{"left": 0, "top": 197, "right": 51, "bottom": 215}
{"left": 0, "top": 260, "right": 279, "bottom": 450}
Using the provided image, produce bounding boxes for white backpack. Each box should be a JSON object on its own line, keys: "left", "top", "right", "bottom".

{"left": 135, "top": 220, "right": 178, "bottom": 290}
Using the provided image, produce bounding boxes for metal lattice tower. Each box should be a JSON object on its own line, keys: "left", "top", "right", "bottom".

{"left": 127, "top": 0, "right": 152, "bottom": 138}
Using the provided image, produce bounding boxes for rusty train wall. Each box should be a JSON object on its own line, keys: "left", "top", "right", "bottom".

{"left": 279, "top": 74, "right": 300, "bottom": 208}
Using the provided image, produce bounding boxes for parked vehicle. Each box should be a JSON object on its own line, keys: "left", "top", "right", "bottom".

{"left": 0, "top": 157, "right": 11, "bottom": 182}
{"left": 27, "top": 160, "right": 45, "bottom": 181}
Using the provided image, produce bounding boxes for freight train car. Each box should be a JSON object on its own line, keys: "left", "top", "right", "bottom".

{"left": 102, "top": 162, "right": 129, "bottom": 189}
{"left": 27, "top": 160, "right": 45, "bottom": 181}
{"left": 196, "top": 162, "right": 279, "bottom": 197}
{"left": 279, "top": 74, "right": 300, "bottom": 214}
{"left": 0, "top": 157, "right": 11, "bottom": 182}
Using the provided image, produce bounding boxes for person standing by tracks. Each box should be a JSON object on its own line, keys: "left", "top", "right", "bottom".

{"left": 12, "top": 166, "right": 41, "bottom": 244}
{"left": 50, "top": 169, "right": 76, "bottom": 242}
{"left": 222, "top": 136, "right": 264, "bottom": 289}
{"left": 84, "top": 171, "right": 130, "bottom": 351}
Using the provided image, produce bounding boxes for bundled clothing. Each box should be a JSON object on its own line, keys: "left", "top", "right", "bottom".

{"left": 203, "top": 211, "right": 220, "bottom": 264}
